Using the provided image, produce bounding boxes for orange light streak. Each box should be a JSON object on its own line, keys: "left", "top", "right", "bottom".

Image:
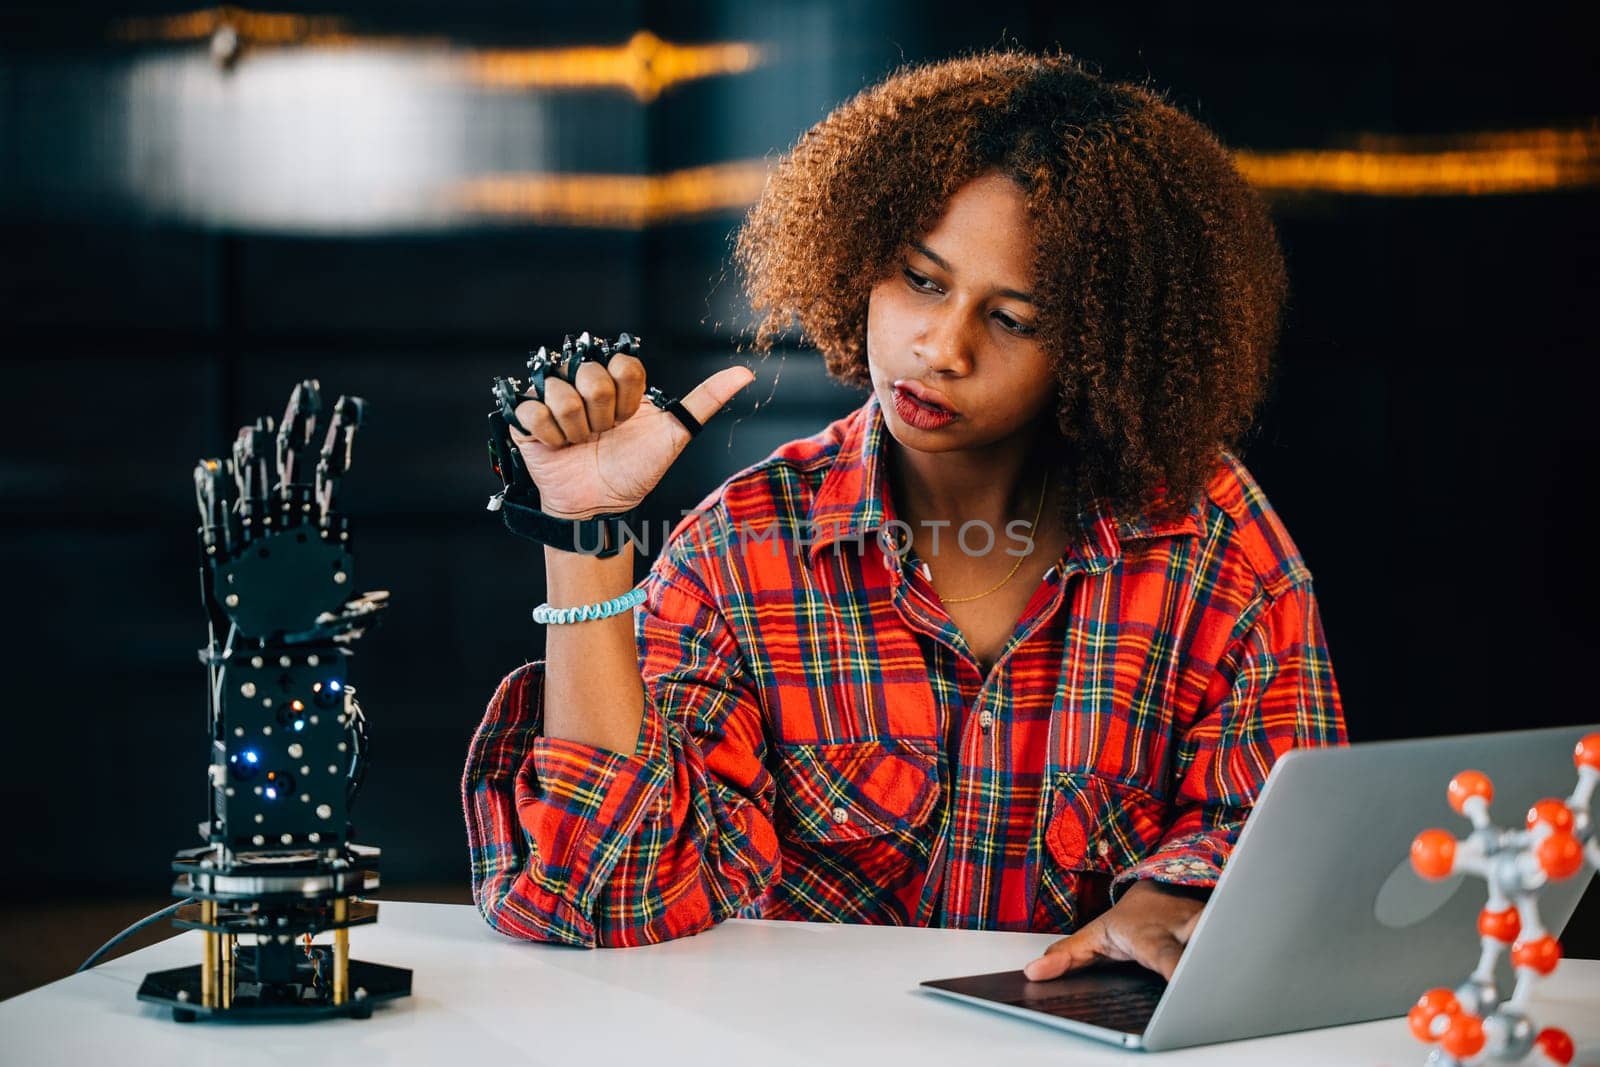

{"left": 455, "top": 161, "right": 771, "bottom": 228}
{"left": 112, "top": 13, "right": 762, "bottom": 99}
{"left": 464, "top": 30, "right": 764, "bottom": 101}
{"left": 111, "top": 5, "right": 347, "bottom": 45}
{"left": 1236, "top": 125, "right": 1600, "bottom": 196}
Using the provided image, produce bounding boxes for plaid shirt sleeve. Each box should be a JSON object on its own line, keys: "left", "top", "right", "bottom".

{"left": 462, "top": 522, "right": 781, "bottom": 948}
{"left": 1111, "top": 579, "right": 1346, "bottom": 894}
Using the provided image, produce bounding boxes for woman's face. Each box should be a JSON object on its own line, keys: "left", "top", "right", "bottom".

{"left": 866, "top": 171, "right": 1056, "bottom": 455}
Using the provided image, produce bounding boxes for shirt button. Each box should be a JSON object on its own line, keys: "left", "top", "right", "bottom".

{"left": 978, "top": 710, "right": 994, "bottom": 731}
{"left": 1096, "top": 839, "right": 1111, "bottom": 858}
{"left": 831, "top": 806, "right": 850, "bottom": 825}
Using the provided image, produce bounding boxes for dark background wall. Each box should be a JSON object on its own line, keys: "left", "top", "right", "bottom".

{"left": 2, "top": 0, "right": 1597, "bottom": 987}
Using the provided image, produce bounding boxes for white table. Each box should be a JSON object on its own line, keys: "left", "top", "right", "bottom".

{"left": 3, "top": 902, "right": 1596, "bottom": 1066}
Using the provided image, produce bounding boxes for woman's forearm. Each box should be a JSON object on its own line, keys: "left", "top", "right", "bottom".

{"left": 539, "top": 543, "right": 648, "bottom": 754}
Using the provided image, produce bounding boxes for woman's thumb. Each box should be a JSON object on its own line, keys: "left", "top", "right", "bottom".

{"left": 674, "top": 365, "right": 757, "bottom": 433}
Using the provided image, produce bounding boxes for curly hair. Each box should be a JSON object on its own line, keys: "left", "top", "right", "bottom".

{"left": 734, "top": 50, "right": 1287, "bottom": 532}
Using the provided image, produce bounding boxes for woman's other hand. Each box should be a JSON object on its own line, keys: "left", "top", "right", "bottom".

{"left": 1022, "top": 880, "right": 1206, "bottom": 982}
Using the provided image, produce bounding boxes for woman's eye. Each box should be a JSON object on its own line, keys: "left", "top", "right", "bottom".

{"left": 993, "top": 311, "right": 1036, "bottom": 336}
{"left": 902, "top": 268, "right": 940, "bottom": 293}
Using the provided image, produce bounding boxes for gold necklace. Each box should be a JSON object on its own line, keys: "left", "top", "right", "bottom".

{"left": 939, "top": 468, "right": 1050, "bottom": 605}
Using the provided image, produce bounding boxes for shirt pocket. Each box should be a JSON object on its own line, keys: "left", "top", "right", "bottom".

{"left": 763, "top": 740, "right": 942, "bottom": 923}
{"left": 772, "top": 739, "right": 941, "bottom": 840}
{"left": 1033, "top": 772, "right": 1166, "bottom": 932}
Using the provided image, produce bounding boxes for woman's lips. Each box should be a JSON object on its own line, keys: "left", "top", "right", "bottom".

{"left": 892, "top": 383, "right": 958, "bottom": 430}
{"left": 893, "top": 379, "right": 958, "bottom": 414}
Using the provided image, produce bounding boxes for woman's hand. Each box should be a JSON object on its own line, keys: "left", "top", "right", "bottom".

{"left": 509, "top": 351, "right": 755, "bottom": 520}
{"left": 1022, "top": 880, "right": 1206, "bottom": 982}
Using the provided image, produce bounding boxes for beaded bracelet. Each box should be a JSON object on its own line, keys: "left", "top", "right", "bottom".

{"left": 531, "top": 586, "right": 646, "bottom": 626}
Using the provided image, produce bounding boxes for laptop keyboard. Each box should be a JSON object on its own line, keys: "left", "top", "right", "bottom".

{"left": 1017, "top": 983, "right": 1164, "bottom": 1033}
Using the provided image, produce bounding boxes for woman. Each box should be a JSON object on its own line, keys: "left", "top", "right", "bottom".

{"left": 463, "top": 51, "right": 1345, "bottom": 982}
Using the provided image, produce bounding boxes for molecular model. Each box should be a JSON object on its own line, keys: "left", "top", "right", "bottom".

{"left": 1406, "top": 733, "right": 1600, "bottom": 1066}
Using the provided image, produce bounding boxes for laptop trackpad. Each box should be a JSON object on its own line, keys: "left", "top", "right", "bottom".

{"left": 922, "top": 961, "right": 1166, "bottom": 1035}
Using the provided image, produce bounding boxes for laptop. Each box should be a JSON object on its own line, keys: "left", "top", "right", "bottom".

{"left": 919, "top": 725, "right": 1598, "bottom": 1051}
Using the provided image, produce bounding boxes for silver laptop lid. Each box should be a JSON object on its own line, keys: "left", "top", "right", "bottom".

{"left": 1144, "top": 725, "right": 1597, "bottom": 1051}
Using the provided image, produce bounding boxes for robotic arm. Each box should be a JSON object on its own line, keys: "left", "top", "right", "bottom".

{"left": 138, "top": 381, "right": 408, "bottom": 1022}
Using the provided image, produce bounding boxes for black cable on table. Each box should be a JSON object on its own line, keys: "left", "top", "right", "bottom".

{"left": 77, "top": 900, "right": 189, "bottom": 973}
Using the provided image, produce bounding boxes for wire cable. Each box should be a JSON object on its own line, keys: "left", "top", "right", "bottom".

{"left": 76, "top": 900, "right": 190, "bottom": 973}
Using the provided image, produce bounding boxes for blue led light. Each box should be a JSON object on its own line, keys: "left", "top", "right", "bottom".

{"left": 328, "top": 680, "right": 342, "bottom": 692}
{"left": 244, "top": 750, "right": 259, "bottom": 764}
{"left": 265, "top": 787, "right": 278, "bottom": 800}
{"left": 293, "top": 720, "right": 305, "bottom": 731}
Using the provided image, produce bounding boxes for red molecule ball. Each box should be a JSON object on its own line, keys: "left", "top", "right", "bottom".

{"left": 1447, "top": 770, "right": 1493, "bottom": 813}
{"left": 1526, "top": 797, "right": 1575, "bottom": 833}
{"left": 1440, "top": 1013, "right": 1486, "bottom": 1058}
{"left": 1411, "top": 829, "right": 1458, "bottom": 880}
{"left": 1477, "top": 905, "right": 1521, "bottom": 943}
{"left": 1526, "top": 798, "right": 1575, "bottom": 832}
{"left": 1407, "top": 987, "right": 1460, "bottom": 1043}
{"left": 1535, "top": 1027, "right": 1575, "bottom": 1065}
{"left": 1575, "top": 733, "right": 1600, "bottom": 771}
{"left": 1511, "top": 935, "right": 1562, "bottom": 975}
{"left": 1538, "top": 831, "right": 1585, "bottom": 880}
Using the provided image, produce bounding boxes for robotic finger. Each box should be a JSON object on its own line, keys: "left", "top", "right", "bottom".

{"left": 315, "top": 395, "right": 364, "bottom": 528}
{"left": 232, "top": 421, "right": 275, "bottom": 537}
{"left": 194, "top": 458, "right": 233, "bottom": 554}
{"left": 276, "top": 380, "right": 323, "bottom": 517}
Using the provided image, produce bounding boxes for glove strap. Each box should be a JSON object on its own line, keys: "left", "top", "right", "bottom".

{"left": 494, "top": 493, "right": 637, "bottom": 558}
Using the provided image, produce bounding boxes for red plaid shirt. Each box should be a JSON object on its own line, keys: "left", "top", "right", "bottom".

{"left": 464, "top": 393, "right": 1345, "bottom": 946}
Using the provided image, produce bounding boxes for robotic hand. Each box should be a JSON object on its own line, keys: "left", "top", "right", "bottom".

{"left": 138, "top": 382, "right": 409, "bottom": 1022}
{"left": 195, "top": 382, "right": 387, "bottom": 650}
